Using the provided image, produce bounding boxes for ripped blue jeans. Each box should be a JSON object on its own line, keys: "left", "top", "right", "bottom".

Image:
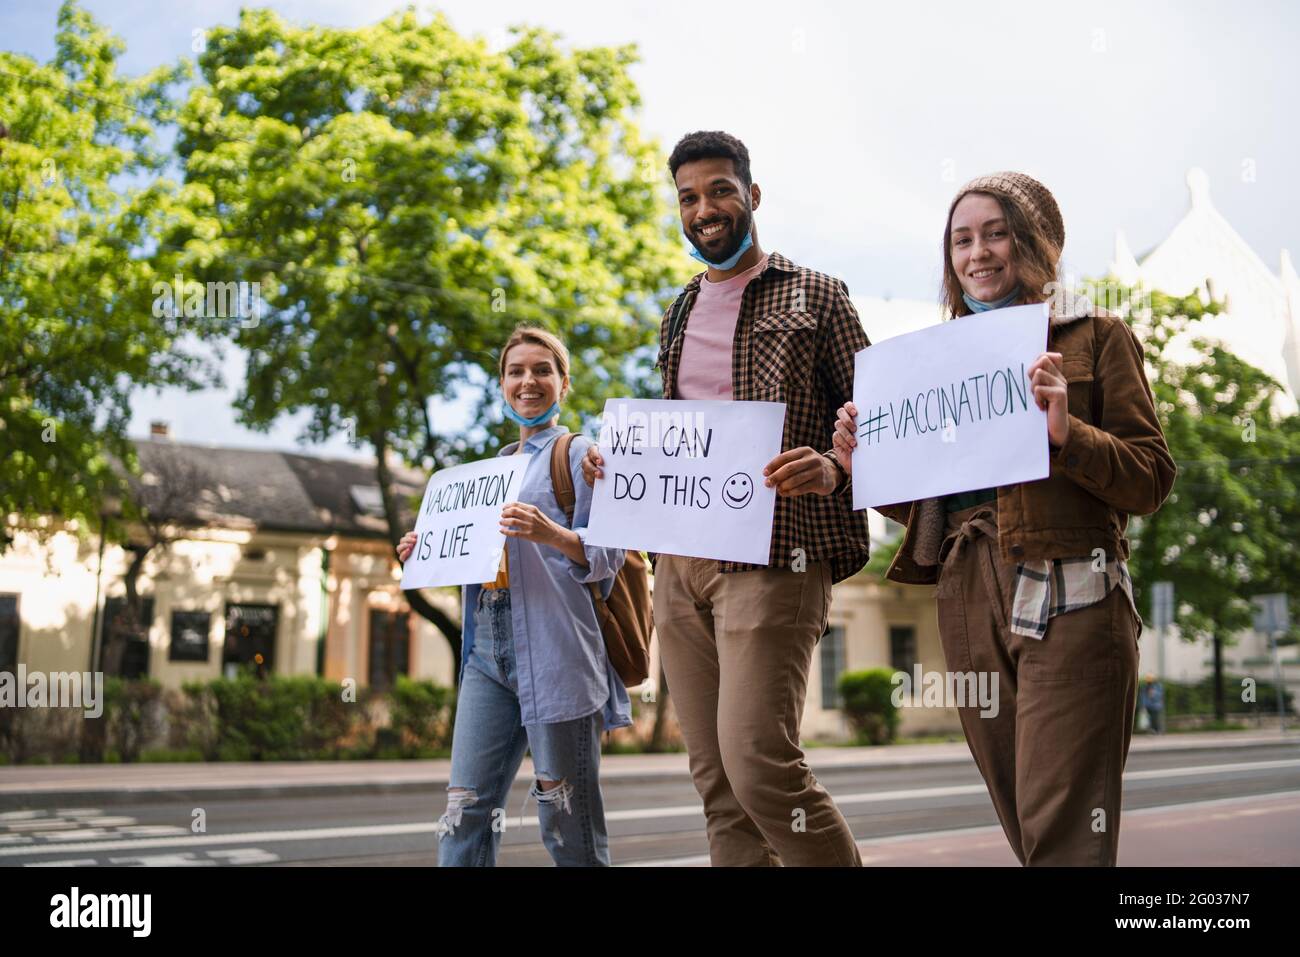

{"left": 436, "top": 587, "right": 610, "bottom": 866}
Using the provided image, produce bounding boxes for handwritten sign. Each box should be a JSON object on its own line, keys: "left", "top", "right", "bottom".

{"left": 400, "top": 455, "right": 531, "bottom": 589}
{"left": 585, "top": 398, "right": 785, "bottom": 564}
{"left": 851, "top": 303, "right": 1050, "bottom": 509}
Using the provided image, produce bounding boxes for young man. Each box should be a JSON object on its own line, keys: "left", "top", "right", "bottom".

{"left": 582, "top": 131, "right": 871, "bottom": 866}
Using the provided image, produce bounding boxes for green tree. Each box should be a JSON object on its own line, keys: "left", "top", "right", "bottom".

{"left": 167, "top": 8, "right": 689, "bottom": 659}
{"left": 1093, "top": 282, "right": 1300, "bottom": 719}
{"left": 862, "top": 534, "right": 901, "bottom": 580}
{"left": 0, "top": 1, "right": 207, "bottom": 551}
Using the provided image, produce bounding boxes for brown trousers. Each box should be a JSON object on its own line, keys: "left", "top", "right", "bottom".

{"left": 936, "top": 505, "right": 1140, "bottom": 866}
{"left": 654, "top": 554, "right": 862, "bottom": 866}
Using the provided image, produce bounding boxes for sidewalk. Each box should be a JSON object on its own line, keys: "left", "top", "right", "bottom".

{"left": 628, "top": 791, "right": 1300, "bottom": 867}
{"left": 853, "top": 791, "right": 1300, "bottom": 866}
{"left": 1, "top": 729, "right": 1295, "bottom": 807}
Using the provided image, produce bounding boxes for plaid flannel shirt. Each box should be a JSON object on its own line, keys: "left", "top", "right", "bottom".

{"left": 1010, "top": 556, "right": 1139, "bottom": 639}
{"left": 654, "top": 251, "right": 872, "bottom": 583}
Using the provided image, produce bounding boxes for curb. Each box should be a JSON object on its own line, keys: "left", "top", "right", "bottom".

{"left": 2, "top": 733, "right": 1295, "bottom": 808}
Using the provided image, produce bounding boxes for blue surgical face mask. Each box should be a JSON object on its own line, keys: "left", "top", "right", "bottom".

{"left": 962, "top": 285, "right": 1022, "bottom": 313}
{"left": 504, "top": 399, "right": 560, "bottom": 428}
{"left": 689, "top": 228, "right": 753, "bottom": 270}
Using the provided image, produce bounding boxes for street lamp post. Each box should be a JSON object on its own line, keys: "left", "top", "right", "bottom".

{"left": 1251, "top": 593, "right": 1290, "bottom": 732}
{"left": 1151, "top": 581, "right": 1174, "bottom": 683}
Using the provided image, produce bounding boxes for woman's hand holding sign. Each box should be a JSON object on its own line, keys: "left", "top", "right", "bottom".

{"left": 501, "top": 502, "right": 589, "bottom": 567}
{"left": 393, "top": 500, "right": 589, "bottom": 570}
{"left": 832, "top": 401, "right": 859, "bottom": 476}
{"left": 500, "top": 502, "right": 559, "bottom": 543}
{"left": 1026, "top": 351, "right": 1070, "bottom": 448}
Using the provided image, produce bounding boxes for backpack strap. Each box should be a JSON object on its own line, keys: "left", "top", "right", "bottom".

{"left": 549, "top": 431, "right": 606, "bottom": 607}
{"left": 550, "top": 432, "right": 579, "bottom": 526}
{"left": 664, "top": 288, "right": 697, "bottom": 355}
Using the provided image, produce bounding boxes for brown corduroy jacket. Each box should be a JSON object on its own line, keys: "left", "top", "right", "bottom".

{"left": 878, "top": 303, "right": 1176, "bottom": 585}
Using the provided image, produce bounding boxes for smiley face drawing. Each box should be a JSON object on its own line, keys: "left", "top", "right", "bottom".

{"left": 722, "top": 472, "right": 755, "bottom": 509}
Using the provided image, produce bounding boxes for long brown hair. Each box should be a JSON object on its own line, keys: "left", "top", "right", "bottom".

{"left": 941, "top": 191, "right": 1061, "bottom": 319}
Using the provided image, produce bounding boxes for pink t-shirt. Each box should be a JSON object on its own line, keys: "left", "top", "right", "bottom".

{"left": 675, "top": 254, "right": 769, "bottom": 401}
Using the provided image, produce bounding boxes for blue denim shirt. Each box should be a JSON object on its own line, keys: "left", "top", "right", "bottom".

{"left": 459, "top": 426, "right": 632, "bottom": 729}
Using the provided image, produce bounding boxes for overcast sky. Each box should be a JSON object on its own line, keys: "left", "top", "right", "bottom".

{"left": 6, "top": 0, "right": 1298, "bottom": 458}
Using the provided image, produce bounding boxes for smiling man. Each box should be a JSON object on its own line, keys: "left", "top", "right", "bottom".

{"left": 584, "top": 130, "right": 871, "bottom": 866}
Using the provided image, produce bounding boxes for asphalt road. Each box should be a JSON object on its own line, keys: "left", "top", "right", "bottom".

{"left": 2, "top": 739, "right": 1297, "bottom": 867}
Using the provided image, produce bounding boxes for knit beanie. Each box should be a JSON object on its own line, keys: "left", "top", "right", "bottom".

{"left": 949, "top": 172, "right": 1065, "bottom": 251}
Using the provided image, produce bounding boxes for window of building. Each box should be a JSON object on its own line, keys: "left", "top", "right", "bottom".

{"left": 102, "top": 596, "right": 155, "bottom": 679}
{"left": 223, "top": 604, "right": 278, "bottom": 678}
{"left": 170, "top": 611, "right": 211, "bottom": 662}
{"left": 369, "top": 609, "right": 410, "bottom": 693}
{"left": 820, "top": 625, "right": 847, "bottom": 709}
{"left": 0, "top": 594, "right": 18, "bottom": 674}
{"left": 890, "top": 625, "right": 917, "bottom": 675}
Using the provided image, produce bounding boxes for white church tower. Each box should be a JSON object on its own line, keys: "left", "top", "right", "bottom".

{"left": 1112, "top": 168, "right": 1300, "bottom": 413}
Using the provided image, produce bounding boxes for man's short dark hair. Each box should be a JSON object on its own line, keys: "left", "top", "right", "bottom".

{"left": 668, "top": 131, "right": 752, "bottom": 188}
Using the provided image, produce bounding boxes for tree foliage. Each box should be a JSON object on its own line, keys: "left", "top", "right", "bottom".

{"left": 169, "top": 7, "right": 688, "bottom": 465}
{"left": 1092, "top": 282, "right": 1300, "bottom": 646}
{"left": 0, "top": 1, "right": 206, "bottom": 549}
{"left": 165, "top": 7, "right": 690, "bottom": 647}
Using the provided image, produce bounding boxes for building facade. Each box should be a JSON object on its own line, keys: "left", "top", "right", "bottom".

{"left": 0, "top": 430, "right": 457, "bottom": 695}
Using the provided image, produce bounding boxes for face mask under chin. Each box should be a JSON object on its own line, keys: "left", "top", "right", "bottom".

{"left": 688, "top": 208, "right": 754, "bottom": 269}
{"left": 504, "top": 397, "right": 561, "bottom": 428}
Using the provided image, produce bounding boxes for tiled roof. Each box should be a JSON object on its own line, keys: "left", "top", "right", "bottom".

{"left": 126, "top": 439, "right": 425, "bottom": 539}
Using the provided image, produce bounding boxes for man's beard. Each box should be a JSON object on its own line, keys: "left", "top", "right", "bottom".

{"left": 686, "top": 204, "right": 753, "bottom": 265}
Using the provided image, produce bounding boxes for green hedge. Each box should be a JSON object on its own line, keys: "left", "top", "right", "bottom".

{"left": 1160, "top": 673, "right": 1294, "bottom": 717}
{"left": 186, "top": 675, "right": 375, "bottom": 761}
{"left": 0, "top": 674, "right": 457, "bottom": 764}
{"left": 382, "top": 675, "right": 455, "bottom": 759}
{"left": 838, "top": 668, "right": 901, "bottom": 745}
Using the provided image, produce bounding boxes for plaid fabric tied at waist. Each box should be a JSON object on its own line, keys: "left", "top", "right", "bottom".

{"left": 936, "top": 504, "right": 1139, "bottom": 640}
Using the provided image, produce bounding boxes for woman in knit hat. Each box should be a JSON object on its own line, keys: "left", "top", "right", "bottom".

{"left": 833, "top": 172, "right": 1175, "bottom": 866}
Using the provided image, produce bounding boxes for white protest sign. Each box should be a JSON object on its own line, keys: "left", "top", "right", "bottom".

{"left": 400, "top": 455, "right": 531, "bottom": 589}
{"left": 585, "top": 398, "right": 785, "bottom": 564}
{"left": 851, "top": 302, "right": 1050, "bottom": 510}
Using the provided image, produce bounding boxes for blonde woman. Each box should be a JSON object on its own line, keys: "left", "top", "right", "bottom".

{"left": 398, "top": 326, "right": 630, "bottom": 866}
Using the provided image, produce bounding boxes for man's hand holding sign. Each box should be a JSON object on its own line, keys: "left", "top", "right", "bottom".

{"left": 583, "top": 427, "right": 843, "bottom": 496}
{"left": 761, "top": 446, "right": 844, "bottom": 496}
{"left": 582, "top": 421, "right": 842, "bottom": 494}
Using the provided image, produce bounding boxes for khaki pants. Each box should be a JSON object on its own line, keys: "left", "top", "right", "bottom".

{"left": 654, "top": 554, "right": 862, "bottom": 867}
{"left": 935, "top": 505, "right": 1140, "bottom": 866}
